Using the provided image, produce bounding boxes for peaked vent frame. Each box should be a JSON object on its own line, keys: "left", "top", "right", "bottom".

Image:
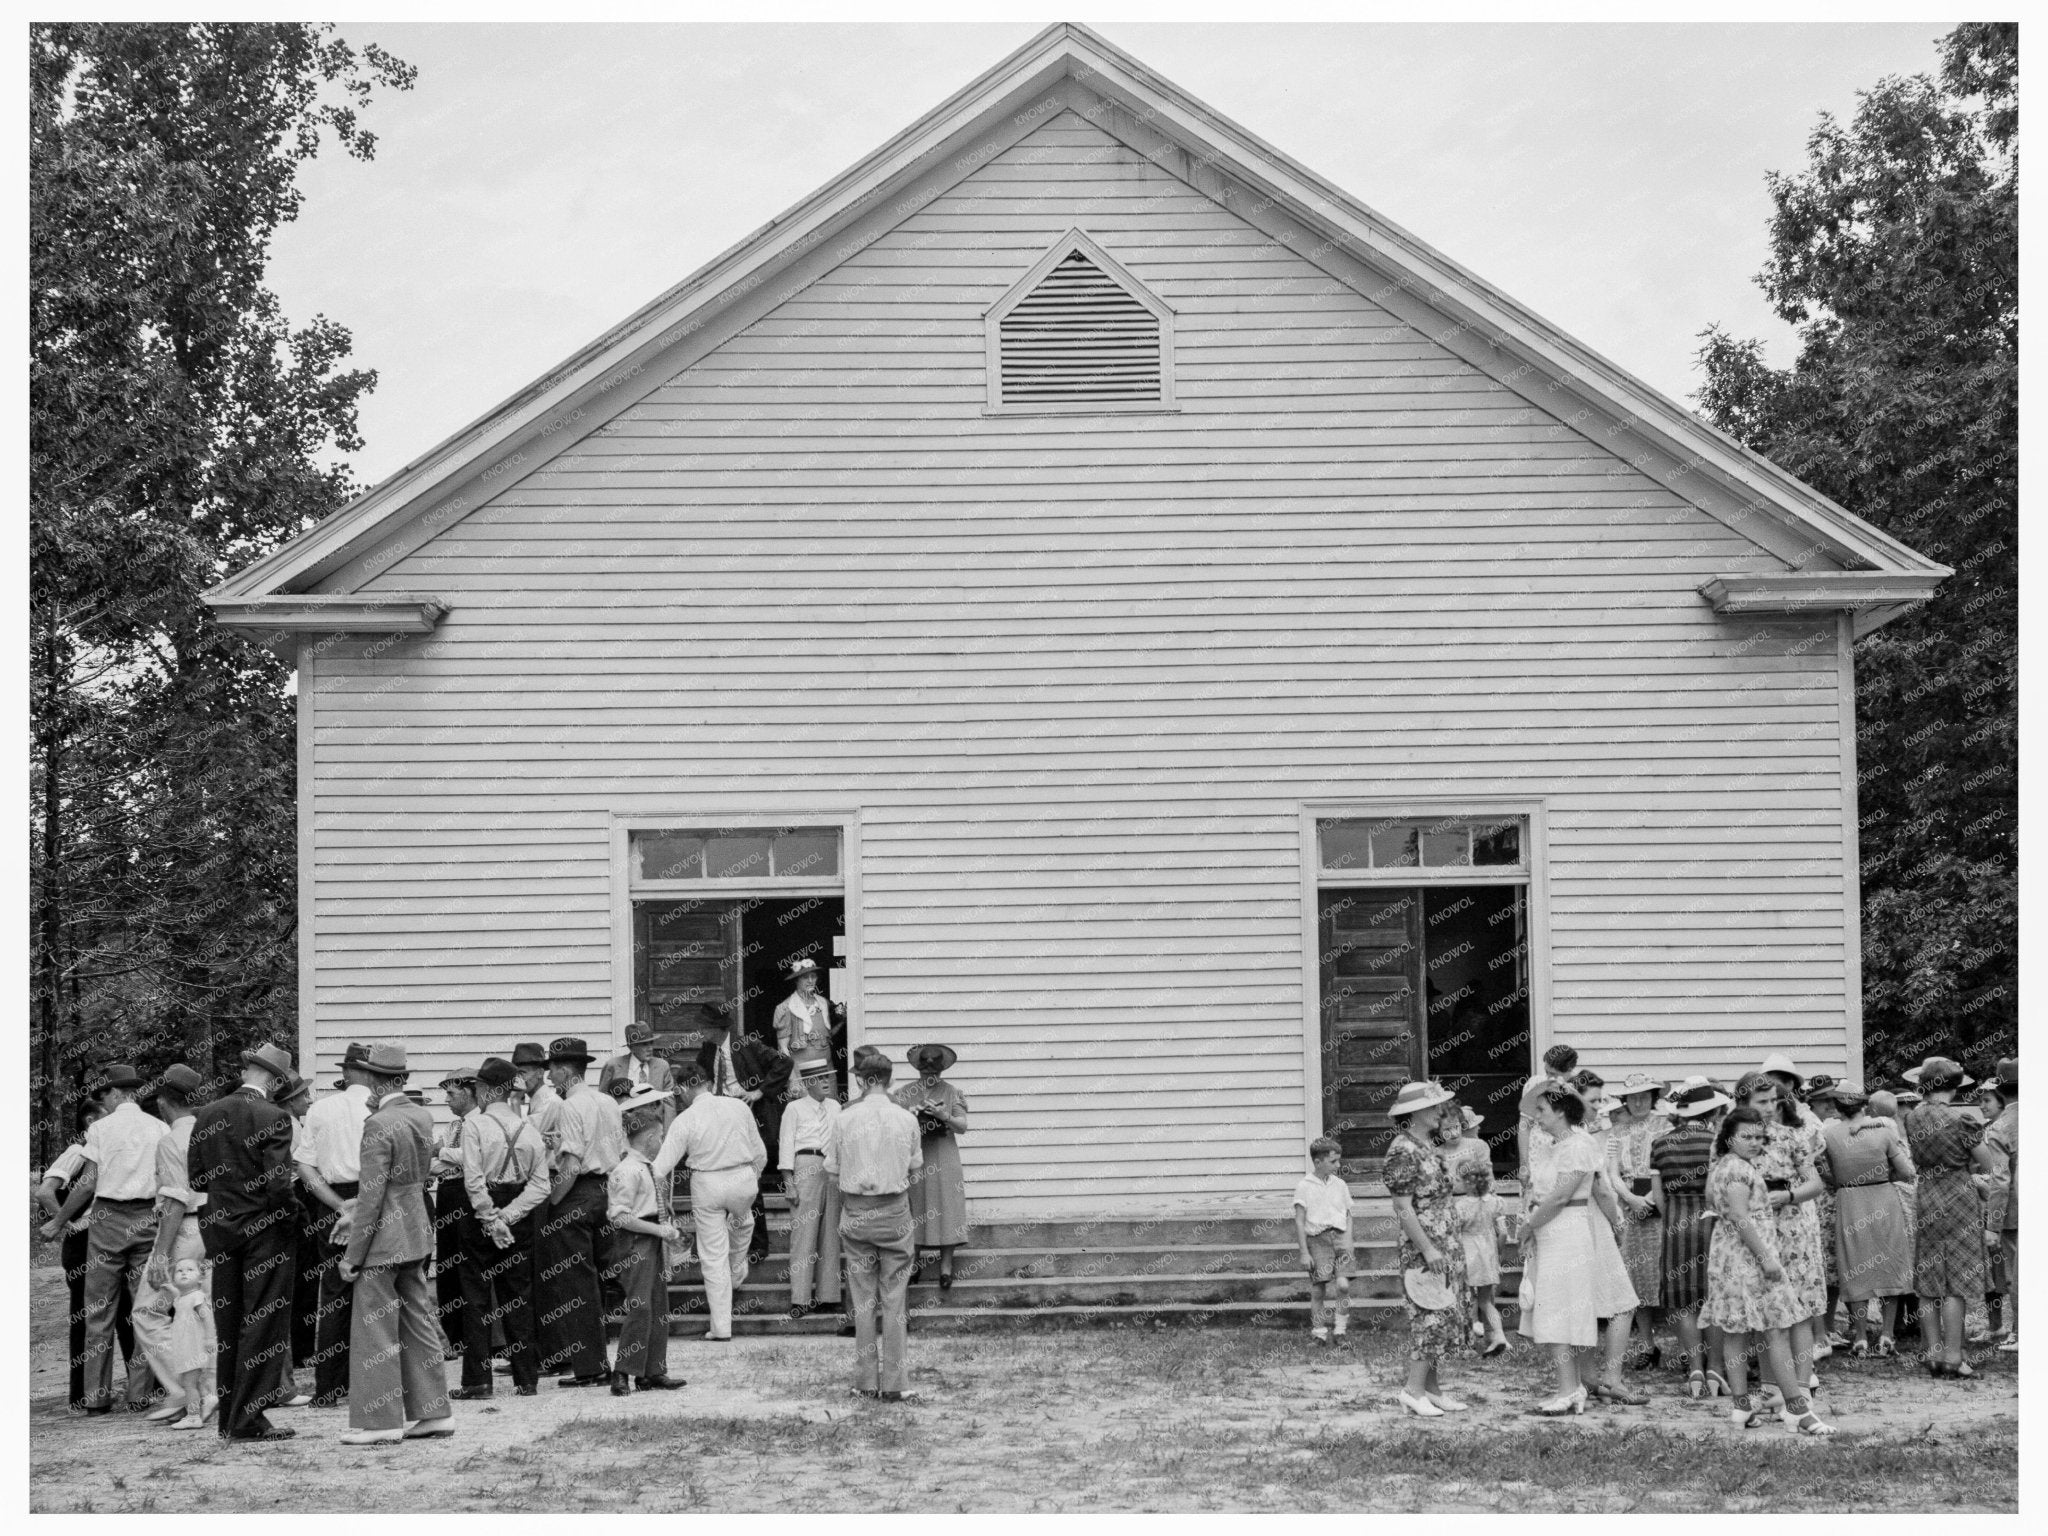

{"left": 984, "top": 229, "right": 1176, "bottom": 415}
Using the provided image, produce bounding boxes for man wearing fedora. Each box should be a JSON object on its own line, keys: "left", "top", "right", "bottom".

{"left": 59, "top": 1063, "right": 172, "bottom": 1413}
{"left": 600, "top": 1021, "right": 677, "bottom": 1110}
{"left": 511, "top": 1041, "right": 560, "bottom": 1132}
{"left": 825, "top": 1050, "right": 923, "bottom": 1401}
{"left": 189, "top": 1042, "right": 302, "bottom": 1440}
{"left": 296, "top": 1041, "right": 376, "bottom": 1405}
{"left": 535, "top": 1036, "right": 624, "bottom": 1386}
{"left": 336, "top": 1044, "right": 453, "bottom": 1444}
{"left": 460, "top": 1056, "right": 552, "bottom": 1395}
{"left": 431, "top": 1069, "right": 492, "bottom": 1395}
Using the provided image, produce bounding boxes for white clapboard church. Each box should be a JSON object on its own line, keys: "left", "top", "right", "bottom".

{"left": 209, "top": 24, "right": 1944, "bottom": 1322}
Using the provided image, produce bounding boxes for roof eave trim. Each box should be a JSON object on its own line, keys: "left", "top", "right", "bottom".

{"left": 207, "top": 594, "right": 449, "bottom": 635}
{"left": 1699, "top": 572, "right": 1946, "bottom": 620}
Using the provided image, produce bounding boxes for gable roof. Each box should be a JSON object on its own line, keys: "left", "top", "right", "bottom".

{"left": 208, "top": 22, "right": 1946, "bottom": 638}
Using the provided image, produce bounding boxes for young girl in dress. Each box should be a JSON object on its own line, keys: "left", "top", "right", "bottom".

{"left": 166, "top": 1257, "right": 218, "bottom": 1430}
{"left": 1445, "top": 1106, "right": 1508, "bottom": 1356}
{"left": 1699, "top": 1108, "right": 1834, "bottom": 1436}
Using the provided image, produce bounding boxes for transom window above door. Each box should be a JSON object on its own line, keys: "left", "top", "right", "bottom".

{"left": 1317, "top": 815, "right": 1526, "bottom": 878}
{"left": 630, "top": 826, "right": 842, "bottom": 885}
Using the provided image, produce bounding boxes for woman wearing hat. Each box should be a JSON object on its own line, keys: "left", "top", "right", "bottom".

{"left": 774, "top": 958, "right": 834, "bottom": 1092}
{"left": 892, "top": 1045, "right": 969, "bottom": 1290}
{"left": 1520, "top": 1084, "right": 1641, "bottom": 1413}
{"left": 1605, "top": 1072, "right": 1669, "bottom": 1368}
{"left": 1903, "top": 1057, "right": 2000, "bottom": 1376}
{"left": 1383, "top": 1081, "right": 1472, "bottom": 1415}
{"left": 1817, "top": 1082, "right": 1914, "bottom": 1358}
{"left": 1648, "top": 1082, "right": 1730, "bottom": 1396}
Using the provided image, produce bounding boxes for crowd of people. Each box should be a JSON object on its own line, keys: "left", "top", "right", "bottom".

{"left": 37, "top": 979, "right": 976, "bottom": 1438}
{"left": 1294, "top": 1046, "right": 2019, "bottom": 1433}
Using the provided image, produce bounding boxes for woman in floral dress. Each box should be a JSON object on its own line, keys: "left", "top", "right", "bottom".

{"left": 1701, "top": 1107, "right": 1833, "bottom": 1435}
{"left": 1383, "top": 1081, "right": 1471, "bottom": 1417}
{"left": 1734, "top": 1072, "right": 1826, "bottom": 1403}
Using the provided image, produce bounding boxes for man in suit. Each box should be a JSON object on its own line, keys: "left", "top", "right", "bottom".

{"left": 336, "top": 1044, "right": 453, "bottom": 1445}
{"left": 600, "top": 1022, "right": 676, "bottom": 1109}
{"left": 695, "top": 1006, "right": 791, "bottom": 1265}
{"left": 188, "top": 1042, "right": 302, "bottom": 1442}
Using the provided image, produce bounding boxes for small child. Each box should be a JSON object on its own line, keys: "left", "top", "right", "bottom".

{"left": 1445, "top": 1107, "right": 1509, "bottom": 1355}
{"left": 607, "top": 1101, "right": 686, "bottom": 1396}
{"left": 166, "top": 1257, "right": 217, "bottom": 1429}
{"left": 1293, "top": 1138, "right": 1355, "bottom": 1344}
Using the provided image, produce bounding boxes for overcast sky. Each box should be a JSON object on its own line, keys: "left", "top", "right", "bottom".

{"left": 268, "top": 21, "right": 1950, "bottom": 489}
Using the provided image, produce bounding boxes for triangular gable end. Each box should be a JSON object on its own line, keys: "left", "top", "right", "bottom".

{"left": 205, "top": 22, "right": 1947, "bottom": 644}
{"left": 987, "top": 229, "right": 1174, "bottom": 412}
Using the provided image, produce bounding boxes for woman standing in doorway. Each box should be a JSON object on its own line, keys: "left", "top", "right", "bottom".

{"left": 894, "top": 1045, "right": 970, "bottom": 1291}
{"left": 1384, "top": 1081, "right": 1472, "bottom": 1415}
{"left": 774, "top": 958, "right": 834, "bottom": 1092}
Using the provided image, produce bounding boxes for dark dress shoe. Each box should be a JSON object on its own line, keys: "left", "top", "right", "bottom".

{"left": 229, "top": 1425, "right": 297, "bottom": 1441}
{"left": 838, "top": 1323, "right": 858, "bottom": 1337}
{"left": 634, "top": 1375, "right": 686, "bottom": 1391}
{"left": 514, "top": 1384, "right": 538, "bottom": 1397}
{"left": 610, "top": 1372, "right": 633, "bottom": 1397}
{"left": 451, "top": 1386, "right": 493, "bottom": 1401}
{"left": 938, "top": 1272, "right": 954, "bottom": 1293}
{"left": 788, "top": 1304, "right": 811, "bottom": 1322}
{"left": 78, "top": 1404, "right": 113, "bottom": 1416}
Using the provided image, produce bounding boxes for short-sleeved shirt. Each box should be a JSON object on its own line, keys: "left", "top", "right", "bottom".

{"left": 300, "top": 1083, "right": 373, "bottom": 1183}
{"left": 155, "top": 1114, "right": 205, "bottom": 1213}
{"left": 1647, "top": 1122, "right": 1715, "bottom": 1196}
{"left": 823, "top": 1091, "right": 923, "bottom": 1196}
{"left": 554, "top": 1081, "right": 627, "bottom": 1176}
{"left": 44, "top": 1144, "right": 91, "bottom": 1233}
{"left": 1292, "top": 1172, "right": 1353, "bottom": 1233}
{"left": 607, "top": 1151, "right": 661, "bottom": 1226}
{"left": 81, "top": 1101, "right": 168, "bottom": 1201}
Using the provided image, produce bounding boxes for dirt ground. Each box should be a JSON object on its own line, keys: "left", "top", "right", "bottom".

{"left": 27, "top": 1265, "right": 2018, "bottom": 1512}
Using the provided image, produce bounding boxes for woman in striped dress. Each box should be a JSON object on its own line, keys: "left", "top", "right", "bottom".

{"left": 1649, "top": 1081, "right": 1729, "bottom": 1396}
{"left": 1606, "top": 1072, "right": 1669, "bottom": 1368}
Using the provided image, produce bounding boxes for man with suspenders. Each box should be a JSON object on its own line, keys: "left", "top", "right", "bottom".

{"left": 458, "top": 1057, "right": 551, "bottom": 1396}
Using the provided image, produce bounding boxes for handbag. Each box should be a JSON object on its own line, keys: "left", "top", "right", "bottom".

{"left": 1402, "top": 1266, "right": 1455, "bottom": 1311}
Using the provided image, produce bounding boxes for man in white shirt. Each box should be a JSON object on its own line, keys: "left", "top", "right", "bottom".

{"left": 780, "top": 1061, "right": 843, "bottom": 1321}
{"left": 536, "top": 1037, "right": 622, "bottom": 1385}
{"left": 295, "top": 1043, "right": 374, "bottom": 1405}
{"left": 652, "top": 1061, "right": 769, "bottom": 1341}
{"left": 824, "top": 1053, "right": 923, "bottom": 1401}
{"left": 62, "top": 1063, "right": 171, "bottom": 1411}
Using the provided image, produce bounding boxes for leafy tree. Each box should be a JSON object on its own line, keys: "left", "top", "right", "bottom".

{"left": 30, "top": 24, "right": 413, "bottom": 1160}
{"left": 1695, "top": 23, "right": 2016, "bottom": 1079}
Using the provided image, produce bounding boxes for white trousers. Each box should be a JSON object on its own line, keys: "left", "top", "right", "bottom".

{"left": 689, "top": 1167, "right": 758, "bottom": 1337}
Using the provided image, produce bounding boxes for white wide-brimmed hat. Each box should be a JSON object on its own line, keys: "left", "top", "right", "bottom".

{"left": 1668, "top": 1083, "right": 1733, "bottom": 1118}
{"left": 1613, "top": 1071, "right": 1661, "bottom": 1099}
{"left": 618, "top": 1086, "right": 673, "bottom": 1116}
{"left": 1388, "top": 1081, "right": 1455, "bottom": 1118}
{"left": 1758, "top": 1052, "right": 1804, "bottom": 1087}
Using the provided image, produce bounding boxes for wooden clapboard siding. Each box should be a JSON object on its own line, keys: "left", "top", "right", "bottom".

{"left": 304, "top": 110, "right": 1855, "bottom": 1213}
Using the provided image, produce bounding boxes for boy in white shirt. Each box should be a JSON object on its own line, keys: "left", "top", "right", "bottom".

{"left": 1293, "top": 1137, "right": 1355, "bottom": 1344}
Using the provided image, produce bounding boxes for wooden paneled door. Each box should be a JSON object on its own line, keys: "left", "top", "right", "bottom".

{"left": 1319, "top": 889, "right": 1427, "bottom": 1172}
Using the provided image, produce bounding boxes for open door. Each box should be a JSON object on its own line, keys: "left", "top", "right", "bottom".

{"left": 1319, "top": 890, "right": 1427, "bottom": 1172}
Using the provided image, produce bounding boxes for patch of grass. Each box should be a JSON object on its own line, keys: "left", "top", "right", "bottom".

{"left": 1108, "top": 1419, "right": 2020, "bottom": 1512}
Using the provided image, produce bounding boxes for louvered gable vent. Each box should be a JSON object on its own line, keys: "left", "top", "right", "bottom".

{"left": 997, "top": 248, "right": 1164, "bottom": 406}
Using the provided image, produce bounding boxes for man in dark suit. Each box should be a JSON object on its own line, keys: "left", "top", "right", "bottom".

{"left": 188, "top": 1041, "right": 301, "bottom": 1442}
{"left": 600, "top": 1022, "right": 677, "bottom": 1106}
{"left": 695, "top": 1006, "right": 791, "bottom": 1266}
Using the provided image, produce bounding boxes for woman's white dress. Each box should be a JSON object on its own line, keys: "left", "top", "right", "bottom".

{"left": 1519, "top": 1127, "right": 1639, "bottom": 1346}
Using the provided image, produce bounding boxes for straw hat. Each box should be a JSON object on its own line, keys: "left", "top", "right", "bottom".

{"left": 1387, "top": 1081, "right": 1455, "bottom": 1118}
